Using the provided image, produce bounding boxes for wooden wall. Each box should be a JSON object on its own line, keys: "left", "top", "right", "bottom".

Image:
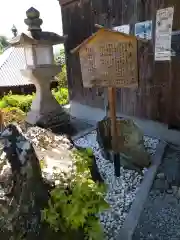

{"left": 59, "top": 0, "right": 180, "bottom": 128}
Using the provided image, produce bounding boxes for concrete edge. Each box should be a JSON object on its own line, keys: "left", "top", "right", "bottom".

{"left": 69, "top": 102, "right": 180, "bottom": 146}
{"left": 117, "top": 141, "right": 167, "bottom": 240}
{"left": 72, "top": 126, "right": 96, "bottom": 141}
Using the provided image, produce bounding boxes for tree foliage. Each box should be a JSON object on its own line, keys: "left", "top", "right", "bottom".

{"left": 55, "top": 48, "right": 68, "bottom": 88}
{"left": 0, "top": 35, "right": 9, "bottom": 53}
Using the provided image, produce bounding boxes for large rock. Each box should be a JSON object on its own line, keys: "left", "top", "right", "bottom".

{"left": 0, "top": 124, "right": 51, "bottom": 239}
{"left": 97, "top": 118, "right": 151, "bottom": 170}
{"left": 25, "top": 126, "right": 103, "bottom": 183}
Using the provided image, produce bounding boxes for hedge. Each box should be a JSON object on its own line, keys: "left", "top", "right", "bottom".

{"left": 0, "top": 88, "right": 69, "bottom": 113}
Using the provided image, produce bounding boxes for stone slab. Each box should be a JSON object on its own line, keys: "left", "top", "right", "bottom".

{"left": 116, "top": 141, "right": 166, "bottom": 240}
{"left": 35, "top": 147, "right": 73, "bottom": 170}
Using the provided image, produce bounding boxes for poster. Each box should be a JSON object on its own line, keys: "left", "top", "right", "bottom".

{"left": 113, "top": 25, "right": 130, "bottom": 34}
{"left": 135, "top": 21, "right": 152, "bottom": 40}
{"left": 155, "top": 7, "right": 174, "bottom": 61}
{"left": 171, "top": 30, "right": 180, "bottom": 56}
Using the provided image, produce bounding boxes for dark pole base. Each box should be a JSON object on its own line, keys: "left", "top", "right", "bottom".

{"left": 113, "top": 152, "right": 120, "bottom": 177}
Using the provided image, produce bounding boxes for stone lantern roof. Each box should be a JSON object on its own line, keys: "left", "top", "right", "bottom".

{"left": 9, "top": 7, "right": 67, "bottom": 46}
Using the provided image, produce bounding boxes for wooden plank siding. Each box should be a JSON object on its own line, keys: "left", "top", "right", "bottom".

{"left": 59, "top": 0, "right": 180, "bottom": 128}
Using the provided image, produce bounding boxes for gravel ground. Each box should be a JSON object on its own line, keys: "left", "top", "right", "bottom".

{"left": 133, "top": 145, "right": 180, "bottom": 240}
{"left": 74, "top": 131, "right": 159, "bottom": 239}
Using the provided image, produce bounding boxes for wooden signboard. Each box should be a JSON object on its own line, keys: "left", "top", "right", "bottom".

{"left": 81, "top": 41, "right": 138, "bottom": 88}
{"left": 78, "top": 29, "right": 138, "bottom": 88}
{"left": 72, "top": 28, "right": 138, "bottom": 89}
{"left": 71, "top": 27, "right": 139, "bottom": 176}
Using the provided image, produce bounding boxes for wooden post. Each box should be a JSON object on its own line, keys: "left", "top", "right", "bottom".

{"left": 108, "top": 87, "right": 117, "bottom": 150}
{"left": 0, "top": 110, "right": 4, "bottom": 132}
{"left": 108, "top": 87, "right": 120, "bottom": 176}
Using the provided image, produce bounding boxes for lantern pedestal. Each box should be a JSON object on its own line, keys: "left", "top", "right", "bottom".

{"left": 21, "top": 66, "right": 70, "bottom": 127}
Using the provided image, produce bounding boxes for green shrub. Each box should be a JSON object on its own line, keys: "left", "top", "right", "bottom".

{"left": 1, "top": 107, "right": 25, "bottom": 126}
{"left": 52, "top": 88, "right": 69, "bottom": 105}
{"left": 0, "top": 88, "right": 69, "bottom": 113}
{"left": 42, "top": 148, "right": 108, "bottom": 240}
{"left": 57, "top": 64, "right": 68, "bottom": 88}
{"left": 0, "top": 99, "right": 7, "bottom": 108}
{"left": 2, "top": 92, "right": 34, "bottom": 112}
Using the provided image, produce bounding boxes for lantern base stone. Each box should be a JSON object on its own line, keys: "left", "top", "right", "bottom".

{"left": 26, "top": 107, "right": 70, "bottom": 129}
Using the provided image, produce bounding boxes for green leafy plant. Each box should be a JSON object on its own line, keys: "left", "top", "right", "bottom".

{"left": 42, "top": 148, "right": 109, "bottom": 240}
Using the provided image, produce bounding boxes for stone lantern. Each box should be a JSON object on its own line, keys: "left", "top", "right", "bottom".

{"left": 9, "top": 7, "right": 70, "bottom": 129}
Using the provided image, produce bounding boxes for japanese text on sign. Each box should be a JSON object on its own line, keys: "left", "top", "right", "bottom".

{"left": 80, "top": 40, "right": 138, "bottom": 88}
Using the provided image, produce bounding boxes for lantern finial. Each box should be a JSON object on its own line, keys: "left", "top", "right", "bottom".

{"left": 11, "top": 24, "right": 18, "bottom": 37}
{"left": 24, "top": 7, "right": 43, "bottom": 32}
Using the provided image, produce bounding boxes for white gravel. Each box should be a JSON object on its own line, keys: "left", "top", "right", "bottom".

{"left": 74, "top": 131, "right": 159, "bottom": 239}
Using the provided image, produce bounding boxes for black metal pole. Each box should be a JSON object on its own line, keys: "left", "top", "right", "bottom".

{"left": 114, "top": 152, "right": 120, "bottom": 177}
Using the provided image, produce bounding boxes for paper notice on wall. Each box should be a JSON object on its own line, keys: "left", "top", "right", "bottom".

{"left": 113, "top": 25, "right": 130, "bottom": 34}
{"left": 155, "top": 7, "right": 174, "bottom": 61}
{"left": 135, "top": 21, "right": 152, "bottom": 40}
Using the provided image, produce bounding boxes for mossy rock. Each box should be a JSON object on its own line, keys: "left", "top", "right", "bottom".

{"left": 97, "top": 118, "right": 151, "bottom": 169}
